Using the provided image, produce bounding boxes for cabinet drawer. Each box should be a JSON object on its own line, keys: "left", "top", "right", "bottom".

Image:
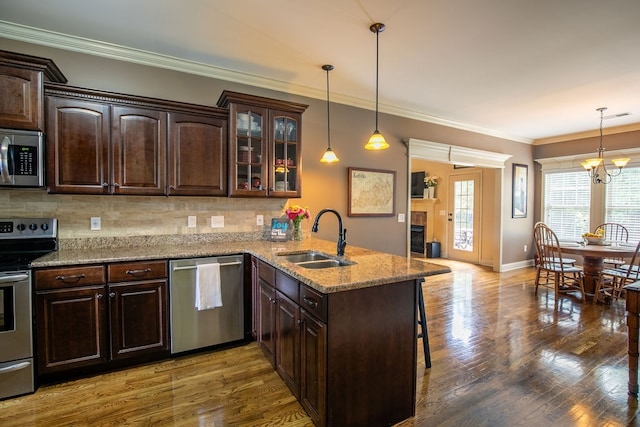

{"left": 35, "top": 265, "right": 106, "bottom": 290}
{"left": 276, "top": 270, "right": 299, "bottom": 302}
{"left": 258, "top": 260, "right": 275, "bottom": 285}
{"left": 108, "top": 260, "right": 167, "bottom": 282}
{"left": 300, "top": 285, "right": 327, "bottom": 323}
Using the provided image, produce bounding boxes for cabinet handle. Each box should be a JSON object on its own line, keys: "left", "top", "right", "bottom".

{"left": 126, "top": 268, "right": 151, "bottom": 276}
{"left": 55, "top": 274, "right": 86, "bottom": 283}
{"left": 109, "top": 292, "right": 116, "bottom": 298}
{"left": 96, "top": 293, "right": 103, "bottom": 300}
{"left": 303, "top": 296, "right": 318, "bottom": 308}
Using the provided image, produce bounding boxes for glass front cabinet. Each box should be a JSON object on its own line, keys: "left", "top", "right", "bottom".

{"left": 218, "top": 91, "right": 308, "bottom": 197}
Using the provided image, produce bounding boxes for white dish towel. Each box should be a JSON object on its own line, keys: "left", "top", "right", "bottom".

{"left": 195, "top": 263, "right": 223, "bottom": 311}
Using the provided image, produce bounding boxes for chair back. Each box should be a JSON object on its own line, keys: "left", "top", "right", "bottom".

{"left": 534, "top": 222, "right": 569, "bottom": 270}
{"left": 622, "top": 241, "right": 640, "bottom": 282}
{"left": 595, "top": 223, "right": 629, "bottom": 243}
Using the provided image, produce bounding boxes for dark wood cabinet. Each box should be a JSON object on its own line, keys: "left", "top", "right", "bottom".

{"left": 107, "top": 260, "right": 169, "bottom": 360}
{"left": 300, "top": 309, "right": 327, "bottom": 427}
{"left": 0, "top": 49, "right": 66, "bottom": 131}
{"left": 44, "top": 83, "right": 228, "bottom": 196}
{"left": 275, "top": 290, "right": 301, "bottom": 398}
{"left": 258, "top": 279, "right": 276, "bottom": 367}
{"left": 34, "top": 260, "right": 169, "bottom": 379}
{"left": 45, "top": 96, "right": 111, "bottom": 194}
{"left": 217, "top": 91, "right": 307, "bottom": 198}
{"left": 167, "top": 112, "right": 227, "bottom": 196}
{"left": 111, "top": 106, "right": 167, "bottom": 195}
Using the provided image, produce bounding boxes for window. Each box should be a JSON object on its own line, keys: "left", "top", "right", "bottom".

{"left": 605, "top": 166, "right": 640, "bottom": 241}
{"left": 543, "top": 171, "right": 591, "bottom": 241}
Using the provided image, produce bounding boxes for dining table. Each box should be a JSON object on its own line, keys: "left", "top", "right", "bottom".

{"left": 558, "top": 241, "right": 638, "bottom": 298}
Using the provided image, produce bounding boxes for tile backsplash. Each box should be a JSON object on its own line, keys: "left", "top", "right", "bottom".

{"left": 0, "top": 188, "right": 285, "bottom": 240}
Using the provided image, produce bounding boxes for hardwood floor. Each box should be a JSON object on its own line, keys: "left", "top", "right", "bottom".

{"left": 1, "top": 260, "right": 639, "bottom": 426}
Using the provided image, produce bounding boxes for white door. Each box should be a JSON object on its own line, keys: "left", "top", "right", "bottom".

{"left": 447, "top": 172, "right": 481, "bottom": 263}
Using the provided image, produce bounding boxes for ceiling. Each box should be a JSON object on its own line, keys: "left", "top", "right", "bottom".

{"left": 2, "top": 0, "right": 640, "bottom": 143}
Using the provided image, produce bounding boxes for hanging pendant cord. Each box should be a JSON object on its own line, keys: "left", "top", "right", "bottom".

{"left": 326, "top": 68, "right": 331, "bottom": 149}
{"left": 375, "top": 29, "right": 380, "bottom": 131}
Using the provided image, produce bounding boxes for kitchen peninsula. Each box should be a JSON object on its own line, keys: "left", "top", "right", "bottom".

{"left": 32, "top": 236, "right": 450, "bottom": 426}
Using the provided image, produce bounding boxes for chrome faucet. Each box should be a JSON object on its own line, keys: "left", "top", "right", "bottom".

{"left": 311, "top": 208, "right": 347, "bottom": 256}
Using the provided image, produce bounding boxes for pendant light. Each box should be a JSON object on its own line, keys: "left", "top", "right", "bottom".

{"left": 581, "top": 107, "right": 630, "bottom": 184}
{"left": 320, "top": 64, "right": 339, "bottom": 163}
{"left": 364, "top": 22, "right": 389, "bottom": 150}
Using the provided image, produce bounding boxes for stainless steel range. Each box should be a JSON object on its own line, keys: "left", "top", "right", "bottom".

{"left": 0, "top": 218, "right": 57, "bottom": 400}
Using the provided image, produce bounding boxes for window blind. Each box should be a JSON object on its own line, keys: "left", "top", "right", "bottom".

{"left": 543, "top": 171, "right": 591, "bottom": 241}
{"left": 605, "top": 166, "right": 640, "bottom": 242}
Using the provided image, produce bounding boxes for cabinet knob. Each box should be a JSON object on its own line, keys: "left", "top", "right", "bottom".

{"left": 297, "top": 319, "right": 304, "bottom": 326}
{"left": 270, "top": 297, "right": 277, "bottom": 304}
{"left": 102, "top": 182, "right": 109, "bottom": 188}
{"left": 96, "top": 293, "right": 103, "bottom": 300}
{"left": 113, "top": 183, "right": 120, "bottom": 188}
{"left": 109, "top": 292, "right": 116, "bottom": 298}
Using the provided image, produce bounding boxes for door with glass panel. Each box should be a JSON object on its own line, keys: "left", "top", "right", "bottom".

{"left": 447, "top": 173, "right": 481, "bottom": 263}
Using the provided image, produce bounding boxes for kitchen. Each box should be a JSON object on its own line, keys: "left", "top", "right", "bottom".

{"left": 2, "top": 2, "right": 640, "bottom": 425}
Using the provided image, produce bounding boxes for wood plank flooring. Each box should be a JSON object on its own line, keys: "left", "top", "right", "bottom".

{"left": 1, "top": 260, "right": 639, "bottom": 426}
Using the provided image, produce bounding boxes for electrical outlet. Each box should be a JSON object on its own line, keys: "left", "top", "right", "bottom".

{"left": 211, "top": 215, "right": 224, "bottom": 228}
{"left": 256, "top": 215, "right": 264, "bottom": 226}
{"left": 90, "top": 217, "right": 101, "bottom": 231}
{"left": 398, "top": 213, "right": 405, "bottom": 223}
{"left": 188, "top": 216, "right": 197, "bottom": 228}
{"left": 524, "top": 244, "right": 527, "bottom": 252}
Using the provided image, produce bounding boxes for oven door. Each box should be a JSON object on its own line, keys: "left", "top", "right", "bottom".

{"left": 0, "top": 271, "right": 32, "bottom": 362}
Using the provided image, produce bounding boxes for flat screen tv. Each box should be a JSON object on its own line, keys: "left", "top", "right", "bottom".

{"left": 411, "top": 171, "right": 425, "bottom": 199}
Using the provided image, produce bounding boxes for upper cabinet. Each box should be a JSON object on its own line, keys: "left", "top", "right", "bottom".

{"left": 217, "top": 91, "right": 308, "bottom": 198}
{"left": 0, "top": 49, "right": 66, "bottom": 131}
{"left": 45, "top": 83, "right": 227, "bottom": 196}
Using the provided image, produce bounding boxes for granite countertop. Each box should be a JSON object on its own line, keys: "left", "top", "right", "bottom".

{"left": 31, "top": 237, "right": 451, "bottom": 294}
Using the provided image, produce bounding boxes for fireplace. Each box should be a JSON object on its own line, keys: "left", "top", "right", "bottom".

{"left": 411, "top": 225, "right": 425, "bottom": 254}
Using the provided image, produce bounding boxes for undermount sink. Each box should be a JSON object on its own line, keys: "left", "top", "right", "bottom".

{"left": 296, "top": 259, "right": 354, "bottom": 269}
{"left": 277, "top": 251, "right": 333, "bottom": 263}
{"left": 276, "top": 250, "right": 355, "bottom": 269}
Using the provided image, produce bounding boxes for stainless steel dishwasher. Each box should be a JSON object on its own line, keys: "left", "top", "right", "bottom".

{"left": 169, "top": 255, "right": 244, "bottom": 354}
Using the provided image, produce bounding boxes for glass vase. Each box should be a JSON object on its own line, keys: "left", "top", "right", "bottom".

{"left": 292, "top": 220, "right": 303, "bottom": 241}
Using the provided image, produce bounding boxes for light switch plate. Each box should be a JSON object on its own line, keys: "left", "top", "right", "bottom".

{"left": 211, "top": 215, "right": 224, "bottom": 228}
{"left": 256, "top": 215, "right": 264, "bottom": 226}
{"left": 90, "top": 217, "right": 101, "bottom": 231}
{"left": 398, "top": 213, "right": 405, "bottom": 223}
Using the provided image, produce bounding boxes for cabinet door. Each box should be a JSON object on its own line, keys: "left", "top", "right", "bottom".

{"left": 45, "top": 96, "right": 110, "bottom": 194}
{"left": 108, "top": 279, "right": 169, "bottom": 361}
{"left": 167, "top": 112, "right": 227, "bottom": 196}
{"left": 276, "top": 291, "right": 300, "bottom": 398}
{"left": 112, "top": 106, "right": 167, "bottom": 195}
{"left": 300, "top": 310, "right": 327, "bottom": 427}
{"left": 251, "top": 257, "right": 259, "bottom": 339}
{"left": 270, "top": 110, "right": 302, "bottom": 197}
{"left": 0, "top": 65, "right": 43, "bottom": 130}
{"left": 35, "top": 285, "right": 108, "bottom": 375}
{"left": 257, "top": 279, "right": 276, "bottom": 366}
{"left": 229, "top": 105, "right": 268, "bottom": 197}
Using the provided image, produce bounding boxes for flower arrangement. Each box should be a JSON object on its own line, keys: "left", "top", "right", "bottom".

{"left": 285, "top": 205, "right": 310, "bottom": 240}
{"left": 424, "top": 175, "right": 439, "bottom": 188}
{"left": 285, "top": 204, "right": 310, "bottom": 223}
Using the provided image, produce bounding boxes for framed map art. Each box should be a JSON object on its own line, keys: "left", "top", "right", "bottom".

{"left": 348, "top": 167, "right": 396, "bottom": 217}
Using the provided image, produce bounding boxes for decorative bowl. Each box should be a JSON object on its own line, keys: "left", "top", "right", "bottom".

{"left": 585, "top": 236, "right": 605, "bottom": 245}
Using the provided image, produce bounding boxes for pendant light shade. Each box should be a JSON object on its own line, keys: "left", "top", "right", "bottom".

{"left": 320, "top": 64, "right": 339, "bottom": 163}
{"left": 364, "top": 22, "right": 389, "bottom": 151}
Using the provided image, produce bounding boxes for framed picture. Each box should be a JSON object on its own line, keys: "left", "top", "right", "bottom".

{"left": 348, "top": 167, "right": 396, "bottom": 217}
{"left": 269, "top": 217, "right": 289, "bottom": 241}
{"left": 512, "top": 164, "right": 527, "bottom": 218}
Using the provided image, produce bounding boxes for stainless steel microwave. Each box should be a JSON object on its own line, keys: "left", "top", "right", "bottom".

{"left": 0, "top": 129, "right": 44, "bottom": 187}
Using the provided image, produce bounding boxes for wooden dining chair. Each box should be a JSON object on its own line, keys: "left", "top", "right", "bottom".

{"left": 594, "top": 240, "right": 640, "bottom": 302}
{"left": 534, "top": 222, "right": 586, "bottom": 303}
{"left": 595, "top": 223, "right": 629, "bottom": 268}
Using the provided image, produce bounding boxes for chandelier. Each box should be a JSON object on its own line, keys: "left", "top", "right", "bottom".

{"left": 581, "top": 107, "right": 630, "bottom": 184}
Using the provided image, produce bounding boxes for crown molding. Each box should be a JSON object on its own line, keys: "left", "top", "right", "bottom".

{"left": 533, "top": 122, "right": 640, "bottom": 145}
{"left": 0, "top": 20, "right": 532, "bottom": 144}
